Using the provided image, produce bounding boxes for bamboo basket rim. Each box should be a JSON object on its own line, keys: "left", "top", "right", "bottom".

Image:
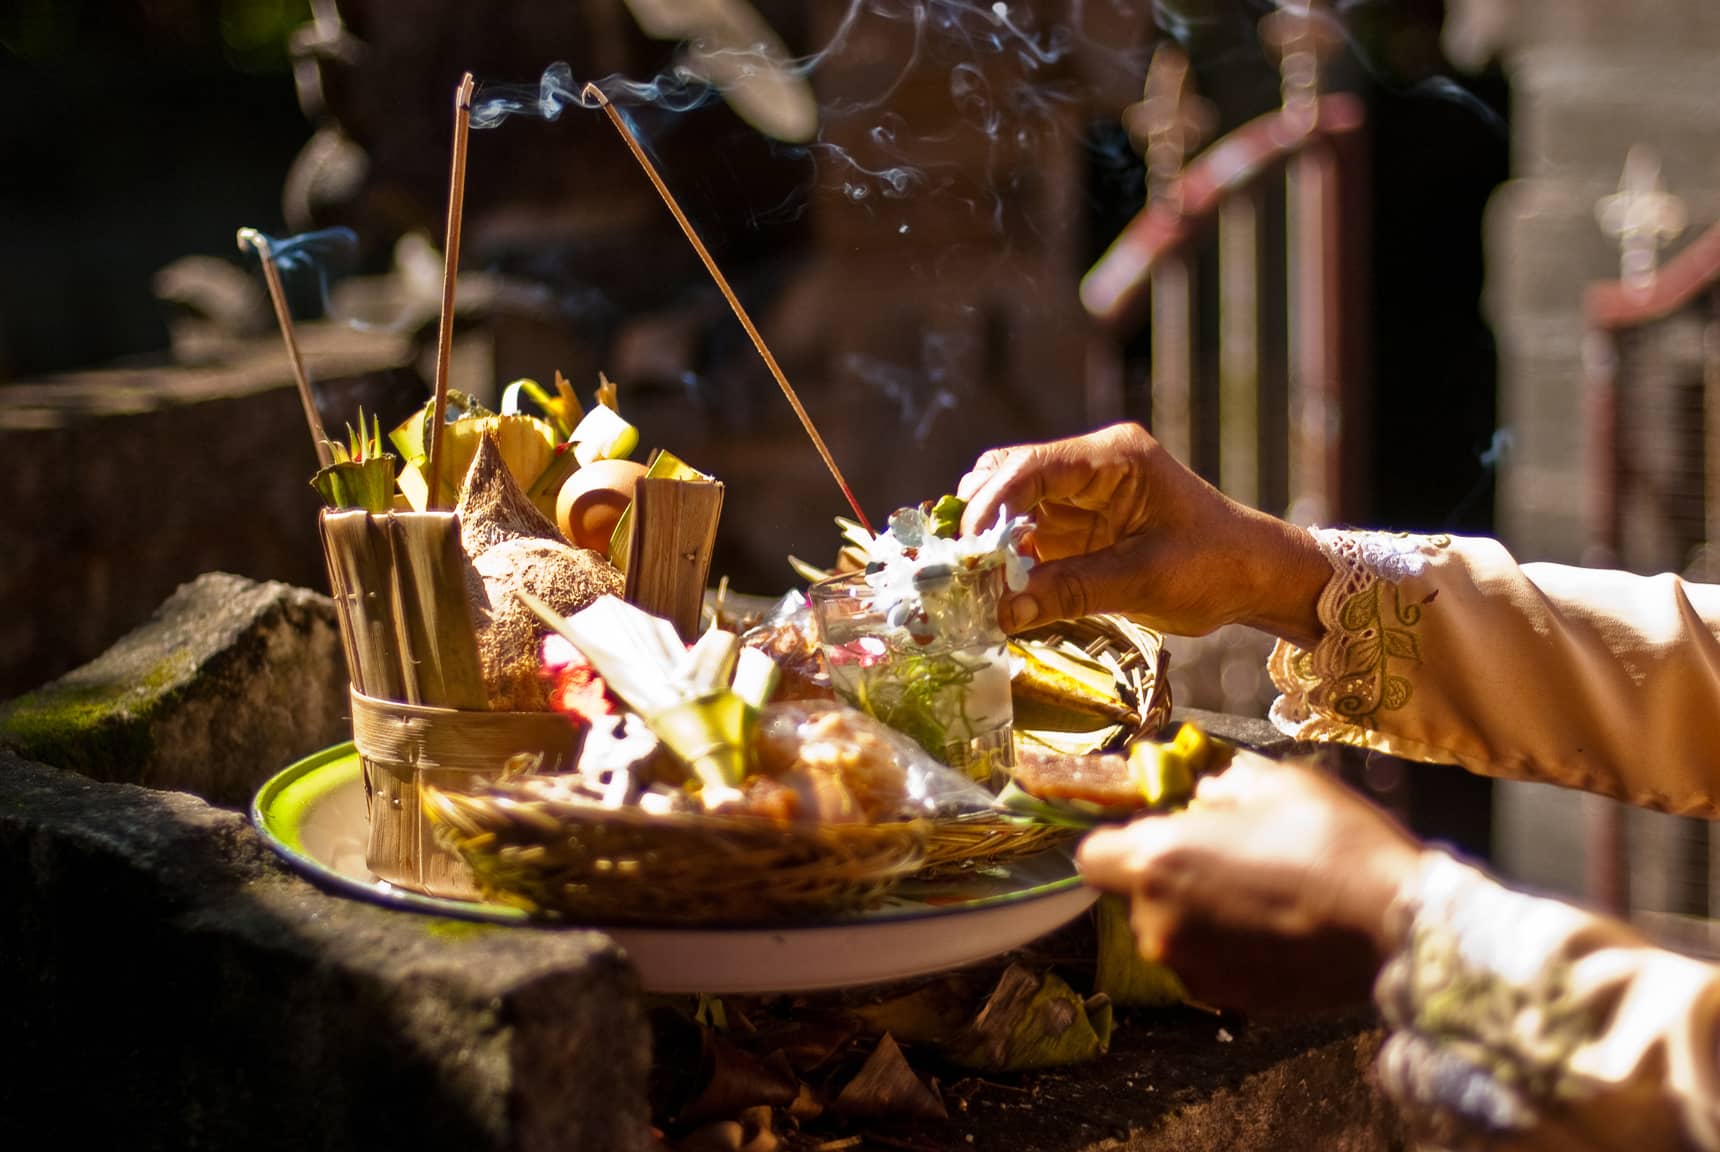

{"left": 349, "top": 687, "right": 582, "bottom": 774}
{"left": 428, "top": 779, "right": 931, "bottom": 840}
{"left": 918, "top": 812, "right": 1078, "bottom": 873}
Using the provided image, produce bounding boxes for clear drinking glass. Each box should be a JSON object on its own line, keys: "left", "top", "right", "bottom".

{"left": 808, "top": 564, "right": 1015, "bottom": 785}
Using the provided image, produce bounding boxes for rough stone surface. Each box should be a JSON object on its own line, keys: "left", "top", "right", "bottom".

{"left": 0, "top": 748, "right": 653, "bottom": 1152}
{"left": 0, "top": 572, "right": 351, "bottom": 808}
{"left": 932, "top": 1010, "right": 1401, "bottom": 1151}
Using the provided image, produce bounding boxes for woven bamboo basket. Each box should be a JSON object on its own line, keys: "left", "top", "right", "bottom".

{"left": 423, "top": 777, "right": 929, "bottom": 923}
{"left": 1021, "top": 612, "right": 1175, "bottom": 740}
{"left": 918, "top": 612, "right": 1174, "bottom": 872}
{"left": 319, "top": 508, "right": 582, "bottom": 900}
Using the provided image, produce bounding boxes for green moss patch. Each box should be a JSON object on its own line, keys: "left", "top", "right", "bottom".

{"left": 0, "top": 650, "right": 194, "bottom": 773}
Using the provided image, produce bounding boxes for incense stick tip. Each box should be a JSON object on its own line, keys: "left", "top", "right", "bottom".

{"left": 580, "top": 81, "right": 609, "bottom": 108}
{"left": 456, "top": 71, "right": 476, "bottom": 110}
{"left": 236, "top": 227, "right": 266, "bottom": 255}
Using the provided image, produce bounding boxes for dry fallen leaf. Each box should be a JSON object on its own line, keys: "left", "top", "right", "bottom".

{"left": 829, "top": 1033, "right": 948, "bottom": 1122}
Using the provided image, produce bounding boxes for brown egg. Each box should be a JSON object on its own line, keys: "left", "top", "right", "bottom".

{"left": 555, "top": 459, "right": 649, "bottom": 552}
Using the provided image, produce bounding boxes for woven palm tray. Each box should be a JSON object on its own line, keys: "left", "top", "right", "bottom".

{"left": 423, "top": 777, "right": 929, "bottom": 924}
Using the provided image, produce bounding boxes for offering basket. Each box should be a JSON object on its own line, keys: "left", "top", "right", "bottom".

{"left": 319, "top": 508, "right": 580, "bottom": 899}
{"left": 1021, "top": 613, "right": 1174, "bottom": 740}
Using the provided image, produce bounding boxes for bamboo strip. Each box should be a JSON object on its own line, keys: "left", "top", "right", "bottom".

{"left": 623, "top": 477, "right": 725, "bottom": 642}
{"left": 386, "top": 511, "right": 488, "bottom": 709}
{"left": 320, "top": 511, "right": 405, "bottom": 702}
{"left": 317, "top": 509, "right": 367, "bottom": 698}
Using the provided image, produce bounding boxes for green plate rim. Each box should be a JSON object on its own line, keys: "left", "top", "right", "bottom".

{"left": 252, "top": 744, "right": 1086, "bottom": 930}
{"left": 252, "top": 742, "right": 532, "bottom": 925}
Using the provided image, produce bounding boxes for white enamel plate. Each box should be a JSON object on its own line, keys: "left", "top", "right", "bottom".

{"left": 253, "top": 744, "right": 1098, "bottom": 994}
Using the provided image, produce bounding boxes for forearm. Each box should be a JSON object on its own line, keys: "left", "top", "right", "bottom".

{"left": 1377, "top": 851, "right": 1720, "bottom": 1151}
{"left": 1232, "top": 514, "right": 1331, "bottom": 650}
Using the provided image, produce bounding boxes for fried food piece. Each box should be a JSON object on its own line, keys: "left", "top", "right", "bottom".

{"left": 740, "top": 617, "right": 833, "bottom": 702}
{"left": 1013, "top": 724, "right": 1227, "bottom": 814}
{"left": 748, "top": 703, "right": 911, "bottom": 824}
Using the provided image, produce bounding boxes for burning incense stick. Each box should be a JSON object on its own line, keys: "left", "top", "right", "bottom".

{"left": 428, "top": 72, "right": 477, "bottom": 510}
{"left": 237, "top": 228, "right": 334, "bottom": 469}
{"left": 580, "top": 81, "right": 875, "bottom": 535}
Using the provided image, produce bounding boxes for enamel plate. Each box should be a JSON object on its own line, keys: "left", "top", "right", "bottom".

{"left": 252, "top": 744, "right": 1098, "bottom": 994}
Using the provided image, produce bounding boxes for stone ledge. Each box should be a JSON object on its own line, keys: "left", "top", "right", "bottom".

{"left": 0, "top": 749, "right": 653, "bottom": 1152}
{"left": 944, "top": 1012, "right": 1397, "bottom": 1151}
{"left": 0, "top": 572, "right": 351, "bottom": 809}
{"left": 0, "top": 329, "right": 423, "bottom": 700}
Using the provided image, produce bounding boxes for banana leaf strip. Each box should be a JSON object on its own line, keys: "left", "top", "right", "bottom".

{"left": 1093, "top": 894, "right": 1188, "bottom": 1007}
{"left": 569, "top": 403, "right": 640, "bottom": 467}
{"left": 310, "top": 456, "right": 397, "bottom": 512}
{"left": 609, "top": 450, "right": 715, "bottom": 572}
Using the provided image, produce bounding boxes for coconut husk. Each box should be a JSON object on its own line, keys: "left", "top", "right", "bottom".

{"left": 468, "top": 536, "right": 623, "bottom": 710}
{"left": 457, "top": 429, "right": 623, "bottom": 710}
{"left": 456, "top": 429, "right": 567, "bottom": 556}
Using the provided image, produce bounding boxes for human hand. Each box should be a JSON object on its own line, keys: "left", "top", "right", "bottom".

{"left": 1077, "top": 752, "right": 1425, "bottom": 1015}
{"left": 956, "top": 422, "right": 1330, "bottom": 645}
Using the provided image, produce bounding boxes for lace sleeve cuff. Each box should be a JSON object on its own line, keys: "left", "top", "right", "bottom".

{"left": 1267, "top": 529, "right": 1456, "bottom": 762}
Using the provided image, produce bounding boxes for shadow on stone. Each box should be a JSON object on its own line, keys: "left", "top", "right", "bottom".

{"left": 0, "top": 749, "right": 654, "bottom": 1152}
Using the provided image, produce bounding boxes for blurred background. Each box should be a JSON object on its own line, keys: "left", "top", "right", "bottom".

{"left": 4, "top": 1, "right": 1718, "bottom": 937}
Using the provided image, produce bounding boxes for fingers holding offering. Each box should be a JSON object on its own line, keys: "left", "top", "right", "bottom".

{"left": 957, "top": 423, "right": 1154, "bottom": 539}
{"left": 1076, "top": 755, "right": 1426, "bottom": 1014}
{"left": 955, "top": 423, "right": 1331, "bottom": 640}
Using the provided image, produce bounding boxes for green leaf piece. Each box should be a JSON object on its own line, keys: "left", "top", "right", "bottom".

{"left": 1093, "top": 894, "right": 1188, "bottom": 1007}
{"left": 310, "top": 455, "right": 397, "bottom": 512}
{"left": 927, "top": 494, "right": 967, "bottom": 539}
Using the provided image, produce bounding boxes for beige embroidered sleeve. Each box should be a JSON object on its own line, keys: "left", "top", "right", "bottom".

{"left": 1376, "top": 850, "right": 1720, "bottom": 1152}
{"left": 1268, "top": 530, "right": 1720, "bottom": 815}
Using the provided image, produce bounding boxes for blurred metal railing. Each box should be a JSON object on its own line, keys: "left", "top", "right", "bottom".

{"left": 1583, "top": 147, "right": 1720, "bottom": 943}
{"left": 1080, "top": 1, "right": 1370, "bottom": 528}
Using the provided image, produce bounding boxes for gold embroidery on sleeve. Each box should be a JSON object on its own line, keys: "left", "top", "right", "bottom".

{"left": 1270, "top": 530, "right": 1448, "bottom": 740}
